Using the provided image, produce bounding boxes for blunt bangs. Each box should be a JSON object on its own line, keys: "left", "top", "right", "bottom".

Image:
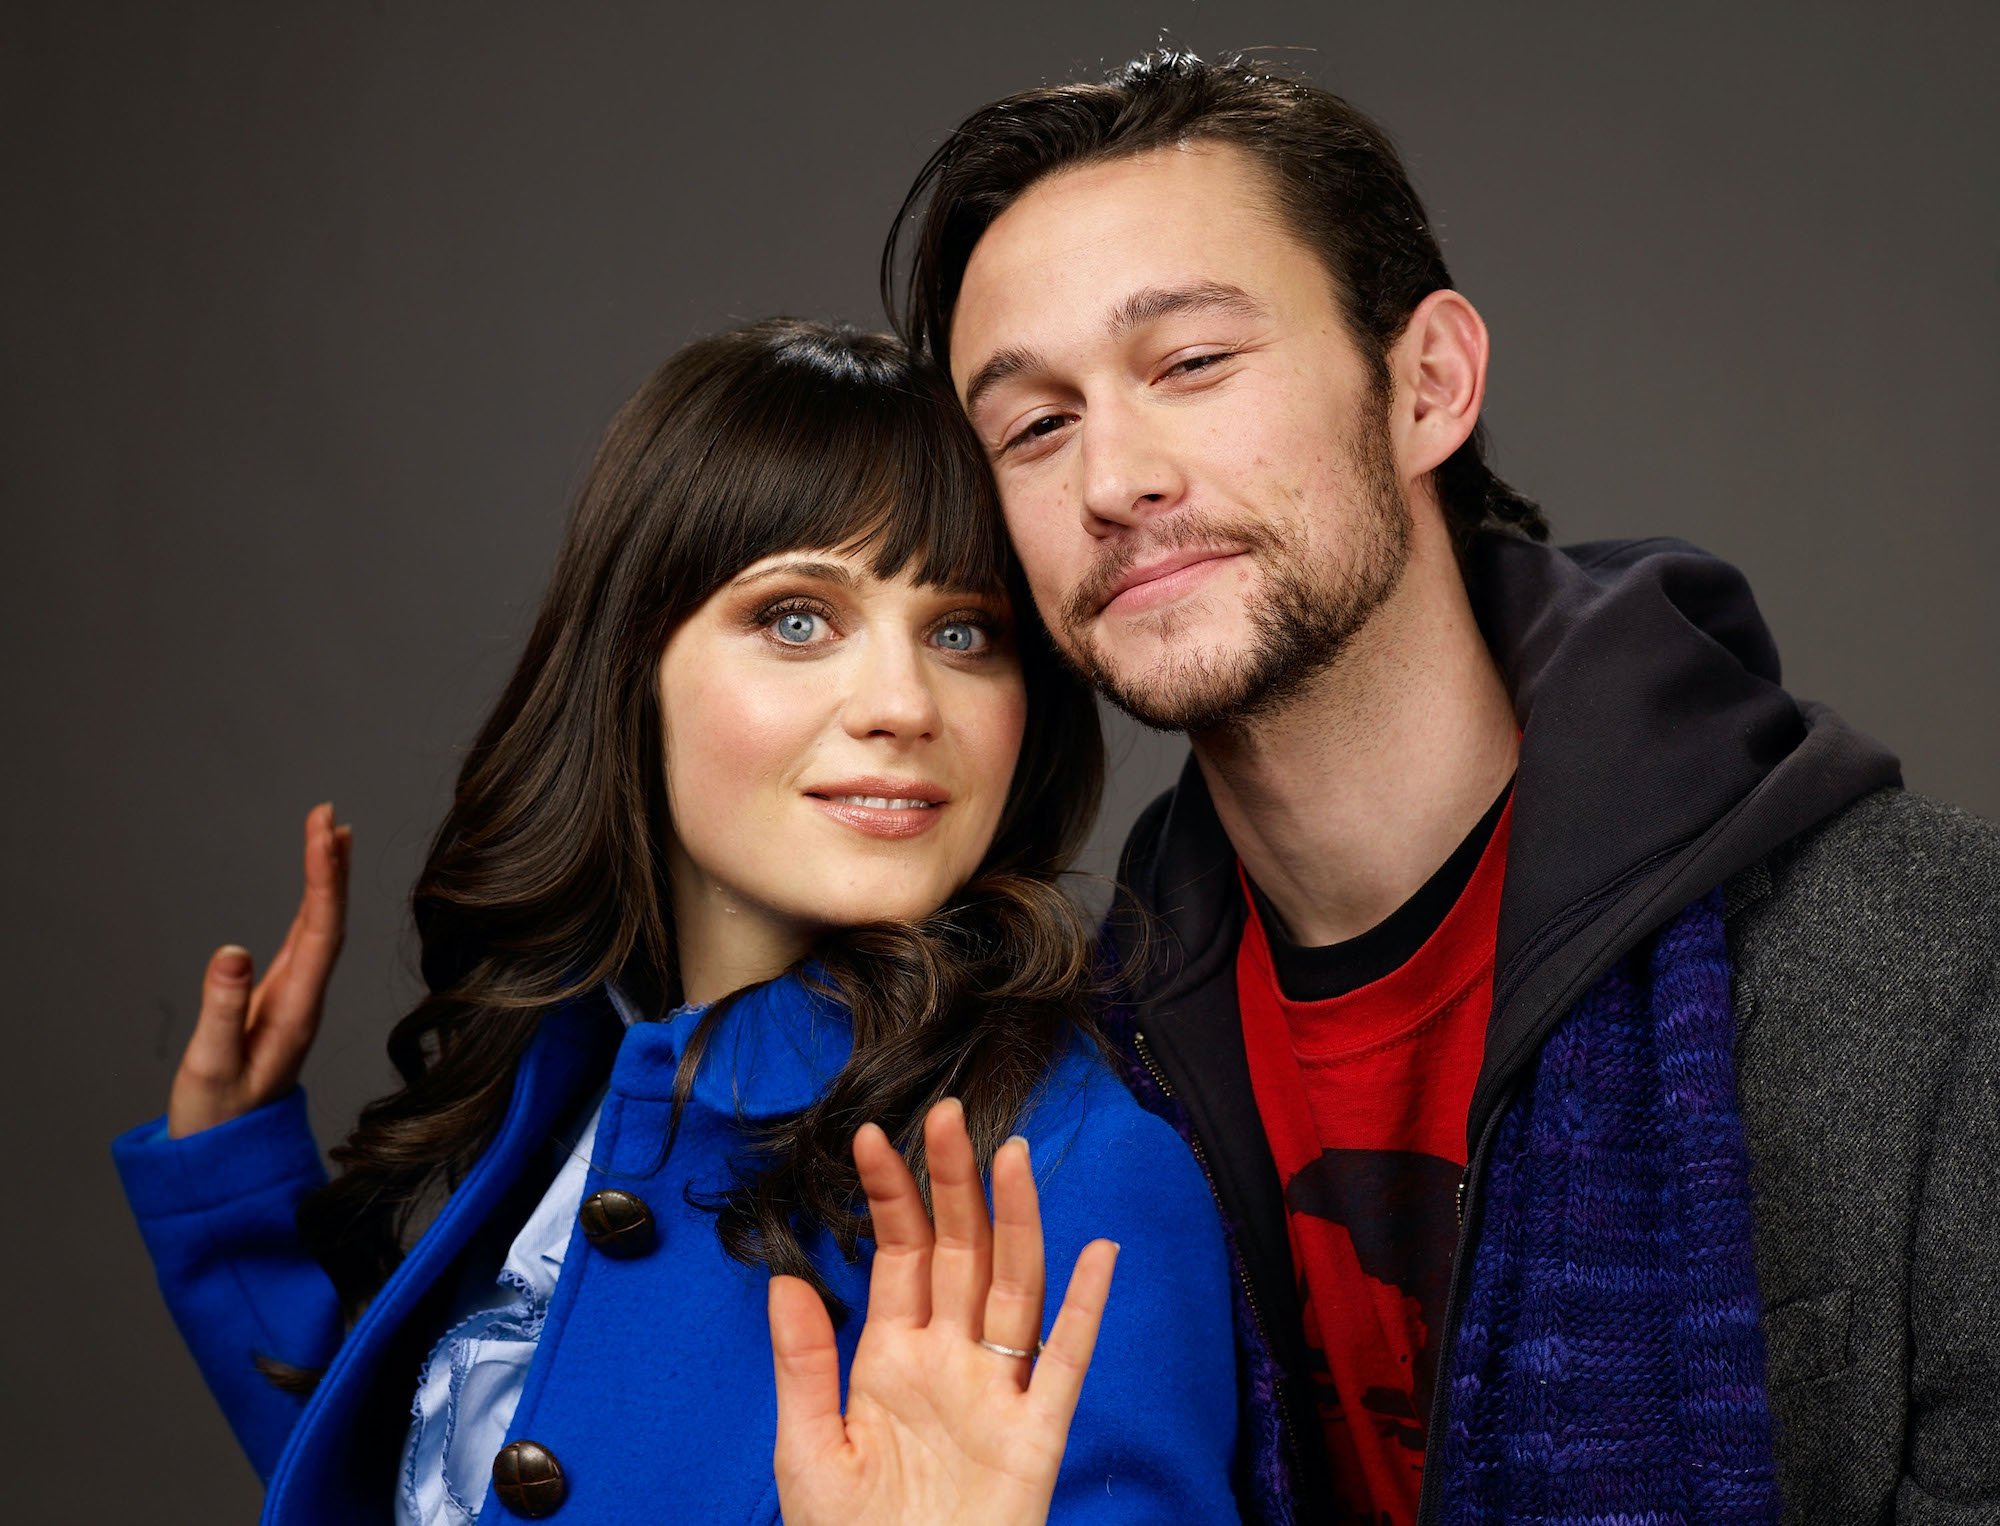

{"left": 650, "top": 320, "right": 1010, "bottom": 616}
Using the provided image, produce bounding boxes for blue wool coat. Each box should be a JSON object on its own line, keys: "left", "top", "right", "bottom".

{"left": 113, "top": 974, "right": 1240, "bottom": 1523}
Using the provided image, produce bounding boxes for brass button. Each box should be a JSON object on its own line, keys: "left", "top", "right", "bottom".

{"left": 579, "top": 1187, "right": 657, "bottom": 1257}
{"left": 492, "top": 1439, "right": 566, "bottom": 1517}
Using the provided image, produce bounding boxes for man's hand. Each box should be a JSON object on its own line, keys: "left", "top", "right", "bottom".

{"left": 768, "top": 1097, "right": 1118, "bottom": 1526}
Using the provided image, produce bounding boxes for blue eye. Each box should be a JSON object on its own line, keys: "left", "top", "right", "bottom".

{"left": 933, "top": 620, "right": 988, "bottom": 653}
{"left": 772, "top": 609, "right": 822, "bottom": 644}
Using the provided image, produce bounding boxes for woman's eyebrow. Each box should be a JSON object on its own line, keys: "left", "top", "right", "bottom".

{"left": 731, "top": 559, "right": 860, "bottom": 591}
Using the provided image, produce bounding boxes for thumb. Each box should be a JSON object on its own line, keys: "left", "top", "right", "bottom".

{"left": 768, "top": 1274, "right": 848, "bottom": 1479}
{"left": 169, "top": 945, "right": 255, "bottom": 1135}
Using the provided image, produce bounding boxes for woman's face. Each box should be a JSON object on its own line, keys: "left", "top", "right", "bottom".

{"left": 657, "top": 544, "right": 1028, "bottom": 995}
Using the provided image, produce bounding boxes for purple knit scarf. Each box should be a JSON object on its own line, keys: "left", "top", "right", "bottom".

{"left": 1433, "top": 888, "right": 1779, "bottom": 1524}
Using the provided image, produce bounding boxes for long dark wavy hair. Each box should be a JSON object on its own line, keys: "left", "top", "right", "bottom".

{"left": 291, "top": 318, "right": 1107, "bottom": 1343}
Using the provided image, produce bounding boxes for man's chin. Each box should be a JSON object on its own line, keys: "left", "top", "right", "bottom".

{"left": 1084, "top": 604, "right": 1242, "bottom": 677}
{"left": 1083, "top": 643, "right": 1272, "bottom": 734}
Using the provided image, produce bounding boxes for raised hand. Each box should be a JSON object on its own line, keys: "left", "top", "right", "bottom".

{"left": 768, "top": 1097, "right": 1119, "bottom": 1526}
{"left": 167, "top": 802, "right": 351, "bottom": 1137}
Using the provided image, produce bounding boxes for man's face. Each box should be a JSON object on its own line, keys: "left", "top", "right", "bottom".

{"left": 950, "top": 142, "right": 1411, "bottom": 732}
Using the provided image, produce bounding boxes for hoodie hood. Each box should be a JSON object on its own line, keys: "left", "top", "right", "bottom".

{"left": 1117, "top": 531, "right": 1901, "bottom": 1137}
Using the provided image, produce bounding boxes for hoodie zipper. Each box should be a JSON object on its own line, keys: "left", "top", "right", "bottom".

{"left": 1413, "top": 1093, "right": 1512, "bottom": 1526}
{"left": 1132, "top": 1026, "right": 1304, "bottom": 1479}
{"left": 1132, "top": 1008, "right": 1524, "bottom": 1526}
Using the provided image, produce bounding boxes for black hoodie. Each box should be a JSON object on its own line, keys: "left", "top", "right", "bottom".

{"left": 1108, "top": 532, "right": 1904, "bottom": 1523}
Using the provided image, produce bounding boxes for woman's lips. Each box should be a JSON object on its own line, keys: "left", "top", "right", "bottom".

{"left": 1101, "top": 550, "right": 1243, "bottom": 617}
{"left": 806, "top": 792, "right": 947, "bottom": 839}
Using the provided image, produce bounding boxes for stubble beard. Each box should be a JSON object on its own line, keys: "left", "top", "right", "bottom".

{"left": 1056, "top": 398, "right": 1412, "bottom": 735}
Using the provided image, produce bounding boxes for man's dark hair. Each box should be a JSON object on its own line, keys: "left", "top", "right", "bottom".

{"left": 883, "top": 47, "right": 1549, "bottom": 549}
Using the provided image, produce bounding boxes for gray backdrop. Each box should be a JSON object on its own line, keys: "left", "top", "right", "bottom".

{"left": 5, "top": 3, "right": 1994, "bottom": 1518}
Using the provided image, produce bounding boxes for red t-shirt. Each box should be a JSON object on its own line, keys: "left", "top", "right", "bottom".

{"left": 1235, "top": 798, "right": 1511, "bottom": 1525}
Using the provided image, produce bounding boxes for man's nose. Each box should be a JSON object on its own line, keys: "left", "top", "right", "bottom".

{"left": 839, "top": 635, "right": 942, "bottom": 743}
{"left": 1078, "top": 398, "right": 1186, "bottom": 535}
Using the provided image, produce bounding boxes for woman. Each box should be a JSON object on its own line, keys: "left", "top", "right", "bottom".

{"left": 113, "top": 320, "right": 1240, "bottom": 1523}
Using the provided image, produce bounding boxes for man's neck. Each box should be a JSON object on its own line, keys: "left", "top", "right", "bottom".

{"left": 1192, "top": 527, "right": 1519, "bottom": 948}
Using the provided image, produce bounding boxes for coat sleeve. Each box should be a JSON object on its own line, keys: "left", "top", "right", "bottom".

{"left": 1032, "top": 1087, "right": 1243, "bottom": 1524}
{"left": 1896, "top": 973, "right": 2000, "bottom": 1520}
{"left": 112, "top": 1087, "right": 345, "bottom": 1481}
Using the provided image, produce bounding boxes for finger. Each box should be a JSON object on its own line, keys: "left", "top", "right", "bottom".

{"left": 255, "top": 902, "right": 308, "bottom": 1005}
{"left": 295, "top": 801, "right": 347, "bottom": 959}
{"left": 854, "top": 1121, "right": 933, "bottom": 1329}
{"left": 266, "top": 904, "right": 306, "bottom": 981}
{"left": 1026, "top": 1239, "right": 1119, "bottom": 1428}
{"left": 178, "top": 944, "right": 256, "bottom": 1090}
{"left": 768, "top": 1274, "right": 850, "bottom": 1477}
{"left": 248, "top": 813, "right": 321, "bottom": 1013}
{"left": 253, "top": 805, "right": 334, "bottom": 993}
{"left": 924, "top": 1097, "right": 991, "bottom": 1335}
{"left": 257, "top": 804, "right": 347, "bottom": 1040}
{"left": 980, "top": 1135, "right": 1045, "bottom": 1372}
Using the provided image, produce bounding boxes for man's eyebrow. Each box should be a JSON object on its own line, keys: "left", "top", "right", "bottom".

{"left": 963, "top": 346, "right": 1046, "bottom": 417}
{"left": 730, "top": 558, "right": 859, "bottom": 590}
{"left": 962, "top": 282, "right": 1269, "bottom": 417}
{"left": 1107, "top": 281, "right": 1269, "bottom": 335}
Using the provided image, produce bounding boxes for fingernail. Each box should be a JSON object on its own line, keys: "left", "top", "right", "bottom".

{"left": 1005, "top": 1134, "right": 1030, "bottom": 1162}
{"left": 215, "top": 946, "right": 252, "bottom": 980}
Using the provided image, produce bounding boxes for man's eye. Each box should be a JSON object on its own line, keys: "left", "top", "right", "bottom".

{"left": 1004, "top": 414, "right": 1068, "bottom": 452}
{"left": 1168, "top": 350, "right": 1235, "bottom": 377}
{"left": 931, "top": 620, "right": 990, "bottom": 654}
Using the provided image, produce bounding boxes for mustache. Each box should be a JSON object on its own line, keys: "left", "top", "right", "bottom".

{"left": 1058, "top": 512, "right": 1281, "bottom": 631}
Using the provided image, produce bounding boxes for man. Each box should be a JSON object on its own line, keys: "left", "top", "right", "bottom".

{"left": 883, "top": 49, "right": 1999, "bottom": 1525}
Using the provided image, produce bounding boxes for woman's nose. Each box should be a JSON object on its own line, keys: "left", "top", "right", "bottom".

{"left": 839, "top": 636, "right": 942, "bottom": 743}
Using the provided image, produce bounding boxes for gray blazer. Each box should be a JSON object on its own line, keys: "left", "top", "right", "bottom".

{"left": 1733, "top": 787, "right": 2000, "bottom": 1521}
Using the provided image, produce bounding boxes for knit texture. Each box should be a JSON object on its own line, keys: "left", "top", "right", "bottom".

{"left": 1436, "top": 889, "right": 1779, "bottom": 1524}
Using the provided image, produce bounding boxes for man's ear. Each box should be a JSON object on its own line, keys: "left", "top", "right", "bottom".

{"left": 1391, "top": 289, "right": 1488, "bottom": 478}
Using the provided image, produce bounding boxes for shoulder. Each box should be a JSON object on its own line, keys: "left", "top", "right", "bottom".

{"left": 1757, "top": 785, "right": 1999, "bottom": 910}
{"left": 1731, "top": 787, "right": 1999, "bottom": 1003}
{"left": 1012, "top": 1032, "right": 1225, "bottom": 1242}
{"left": 1729, "top": 787, "right": 1998, "bottom": 1162}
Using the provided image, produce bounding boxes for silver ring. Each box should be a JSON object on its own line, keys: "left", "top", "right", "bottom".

{"left": 977, "top": 1337, "right": 1041, "bottom": 1360}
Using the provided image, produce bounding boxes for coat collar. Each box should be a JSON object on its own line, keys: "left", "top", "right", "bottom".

{"left": 599, "top": 965, "right": 853, "bottom": 1119}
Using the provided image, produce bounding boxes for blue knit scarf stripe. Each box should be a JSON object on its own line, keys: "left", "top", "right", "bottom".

{"left": 1436, "top": 889, "right": 1779, "bottom": 1524}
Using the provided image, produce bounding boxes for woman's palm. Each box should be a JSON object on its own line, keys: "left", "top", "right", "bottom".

{"left": 769, "top": 1102, "right": 1117, "bottom": 1526}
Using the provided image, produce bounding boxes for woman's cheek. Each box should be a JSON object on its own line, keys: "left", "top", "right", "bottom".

{"left": 701, "top": 655, "right": 814, "bottom": 759}
{"left": 962, "top": 672, "right": 1030, "bottom": 844}
{"left": 664, "top": 656, "right": 818, "bottom": 831}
